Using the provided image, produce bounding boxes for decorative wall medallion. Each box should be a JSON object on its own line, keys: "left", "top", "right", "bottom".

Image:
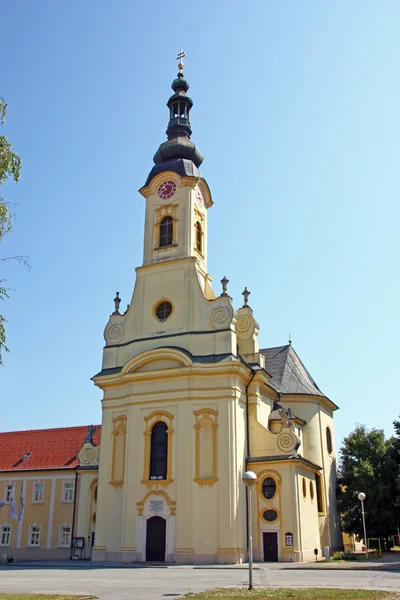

{"left": 157, "top": 180, "right": 177, "bottom": 200}
{"left": 247, "top": 405, "right": 257, "bottom": 416}
{"left": 80, "top": 447, "right": 96, "bottom": 464}
{"left": 210, "top": 306, "right": 231, "bottom": 330}
{"left": 104, "top": 323, "right": 123, "bottom": 344}
{"left": 236, "top": 314, "right": 254, "bottom": 337}
{"left": 277, "top": 432, "right": 296, "bottom": 453}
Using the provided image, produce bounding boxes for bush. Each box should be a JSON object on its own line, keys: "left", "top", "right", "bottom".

{"left": 331, "top": 551, "right": 356, "bottom": 561}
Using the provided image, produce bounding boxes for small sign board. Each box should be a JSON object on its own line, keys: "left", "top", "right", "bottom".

{"left": 72, "top": 537, "right": 85, "bottom": 548}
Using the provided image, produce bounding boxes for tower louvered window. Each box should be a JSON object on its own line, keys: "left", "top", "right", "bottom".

{"left": 150, "top": 422, "right": 168, "bottom": 479}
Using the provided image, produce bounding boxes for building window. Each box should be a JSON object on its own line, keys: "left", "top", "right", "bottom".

{"left": 262, "top": 477, "right": 277, "bottom": 500}
{"left": 58, "top": 525, "right": 71, "bottom": 548}
{"left": 310, "top": 480, "right": 314, "bottom": 501}
{"left": 302, "top": 477, "right": 307, "bottom": 499}
{"left": 32, "top": 482, "right": 44, "bottom": 503}
{"left": 0, "top": 525, "right": 11, "bottom": 546}
{"left": 62, "top": 482, "right": 74, "bottom": 503}
{"left": 195, "top": 221, "right": 202, "bottom": 253}
{"left": 149, "top": 421, "right": 168, "bottom": 480}
{"left": 155, "top": 301, "right": 172, "bottom": 322}
{"left": 315, "top": 473, "right": 324, "bottom": 513}
{"left": 326, "top": 427, "right": 333, "bottom": 454}
{"left": 5, "top": 483, "right": 13, "bottom": 503}
{"left": 263, "top": 509, "right": 278, "bottom": 523}
{"left": 159, "top": 216, "right": 173, "bottom": 247}
{"left": 28, "top": 525, "right": 41, "bottom": 546}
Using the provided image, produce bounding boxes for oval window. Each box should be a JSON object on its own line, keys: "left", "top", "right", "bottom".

{"left": 263, "top": 509, "right": 278, "bottom": 522}
{"left": 262, "top": 477, "right": 277, "bottom": 500}
{"left": 302, "top": 477, "right": 307, "bottom": 498}
{"left": 155, "top": 301, "right": 172, "bottom": 322}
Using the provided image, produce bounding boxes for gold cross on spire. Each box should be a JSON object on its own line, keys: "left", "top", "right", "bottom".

{"left": 177, "top": 49, "right": 186, "bottom": 74}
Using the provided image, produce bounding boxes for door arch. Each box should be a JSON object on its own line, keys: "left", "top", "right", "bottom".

{"left": 146, "top": 516, "right": 166, "bottom": 562}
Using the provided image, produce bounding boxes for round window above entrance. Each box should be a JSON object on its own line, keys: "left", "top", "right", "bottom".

{"left": 262, "top": 477, "right": 277, "bottom": 500}
{"left": 155, "top": 300, "right": 173, "bottom": 322}
{"left": 263, "top": 509, "right": 278, "bottom": 523}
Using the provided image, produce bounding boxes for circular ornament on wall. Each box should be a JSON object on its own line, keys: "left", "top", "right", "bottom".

{"left": 210, "top": 306, "right": 231, "bottom": 330}
{"left": 104, "top": 323, "right": 123, "bottom": 344}
{"left": 80, "top": 448, "right": 96, "bottom": 464}
{"left": 236, "top": 314, "right": 254, "bottom": 336}
{"left": 157, "top": 180, "right": 177, "bottom": 200}
{"left": 277, "top": 432, "right": 296, "bottom": 453}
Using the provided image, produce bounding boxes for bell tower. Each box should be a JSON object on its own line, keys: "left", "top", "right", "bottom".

{"left": 139, "top": 52, "right": 212, "bottom": 280}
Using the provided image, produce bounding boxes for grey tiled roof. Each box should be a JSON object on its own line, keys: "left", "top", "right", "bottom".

{"left": 260, "top": 345, "right": 323, "bottom": 396}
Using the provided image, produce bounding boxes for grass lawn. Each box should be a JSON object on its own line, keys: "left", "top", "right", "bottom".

{"left": 183, "top": 590, "right": 400, "bottom": 599}
{"left": 0, "top": 595, "right": 96, "bottom": 600}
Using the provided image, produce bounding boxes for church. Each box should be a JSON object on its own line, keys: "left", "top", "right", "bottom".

{"left": 0, "top": 57, "right": 342, "bottom": 564}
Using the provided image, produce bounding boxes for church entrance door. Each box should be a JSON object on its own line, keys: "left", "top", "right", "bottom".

{"left": 263, "top": 532, "right": 278, "bottom": 561}
{"left": 146, "top": 516, "right": 166, "bottom": 562}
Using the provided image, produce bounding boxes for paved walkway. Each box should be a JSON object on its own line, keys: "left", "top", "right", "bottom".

{"left": 0, "top": 564, "right": 399, "bottom": 599}
{"left": 2, "top": 552, "right": 400, "bottom": 571}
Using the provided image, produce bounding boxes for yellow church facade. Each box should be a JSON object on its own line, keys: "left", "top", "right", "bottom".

{"left": 0, "top": 60, "right": 342, "bottom": 564}
{"left": 90, "top": 60, "right": 342, "bottom": 564}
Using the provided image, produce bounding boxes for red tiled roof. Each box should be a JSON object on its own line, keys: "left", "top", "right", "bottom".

{"left": 0, "top": 425, "right": 101, "bottom": 472}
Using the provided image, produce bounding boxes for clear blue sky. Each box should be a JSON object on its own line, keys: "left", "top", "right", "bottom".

{"left": 1, "top": 1, "right": 399, "bottom": 448}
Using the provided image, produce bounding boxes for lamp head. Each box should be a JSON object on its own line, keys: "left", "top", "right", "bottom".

{"left": 242, "top": 471, "right": 257, "bottom": 487}
{"left": 358, "top": 492, "right": 366, "bottom": 501}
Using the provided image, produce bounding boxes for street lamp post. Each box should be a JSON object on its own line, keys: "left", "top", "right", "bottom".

{"left": 242, "top": 471, "right": 257, "bottom": 590}
{"left": 358, "top": 492, "right": 368, "bottom": 560}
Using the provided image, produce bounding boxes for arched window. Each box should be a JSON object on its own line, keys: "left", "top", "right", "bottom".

{"left": 149, "top": 422, "right": 168, "bottom": 480}
{"left": 326, "top": 427, "right": 333, "bottom": 454}
{"left": 159, "top": 217, "right": 173, "bottom": 247}
{"left": 195, "top": 222, "right": 202, "bottom": 253}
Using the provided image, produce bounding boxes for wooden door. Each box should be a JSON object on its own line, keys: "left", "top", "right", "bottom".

{"left": 263, "top": 532, "right": 278, "bottom": 561}
{"left": 146, "top": 516, "right": 166, "bottom": 562}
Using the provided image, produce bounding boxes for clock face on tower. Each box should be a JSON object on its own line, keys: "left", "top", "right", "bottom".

{"left": 195, "top": 187, "right": 204, "bottom": 208}
{"left": 157, "top": 180, "right": 176, "bottom": 200}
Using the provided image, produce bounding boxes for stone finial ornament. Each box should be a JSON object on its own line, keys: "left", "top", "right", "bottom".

{"left": 242, "top": 287, "right": 251, "bottom": 307}
{"left": 113, "top": 292, "right": 121, "bottom": 315}
{"left": 220, "top": 276, "right": 229, "bottom": 296}
{"left": 84, "top": 425, "right": 96, "bottom": 445}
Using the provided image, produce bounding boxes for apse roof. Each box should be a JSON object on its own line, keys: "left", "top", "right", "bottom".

{"left": 0, "top": 425, "right": 101, "bottom": 472}
{"left": 260, "top": 345, "right": 324, "bottom": 397}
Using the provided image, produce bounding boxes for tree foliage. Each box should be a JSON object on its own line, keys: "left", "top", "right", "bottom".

{"left": 337, "top": 423, "right": 400, "bottom": 545}
{"left": 0, "top": 98, "right": 22, "bottom": 363}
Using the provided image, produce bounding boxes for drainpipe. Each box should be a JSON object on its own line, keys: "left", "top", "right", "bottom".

{"left": 70, "top": 470, "right": 79, "bottom": 560}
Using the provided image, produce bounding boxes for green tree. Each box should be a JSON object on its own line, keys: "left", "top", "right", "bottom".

{"left": 0, "top": 98, "right": 23, "bottom": 364}
{"left": 337, "top": 424, "right": 398, "bottom": 547}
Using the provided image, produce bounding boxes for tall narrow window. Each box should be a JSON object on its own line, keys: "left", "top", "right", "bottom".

{"left": 159, "top": 216, "right": 173, "bottom": 247}
{"left": 5, "top": 484, "right": 13, "bottom": 503}
{"left": 150, "top": 422, "right": 168, "bottom": 480}
{"left": 315, "top": 473, "right": 324, "bottom": 513}
{"left": 195, "top": 221, "right": 202, "bottom": 253}
{"left": 326, "top": 427, "right": 333, "bottom": 454}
